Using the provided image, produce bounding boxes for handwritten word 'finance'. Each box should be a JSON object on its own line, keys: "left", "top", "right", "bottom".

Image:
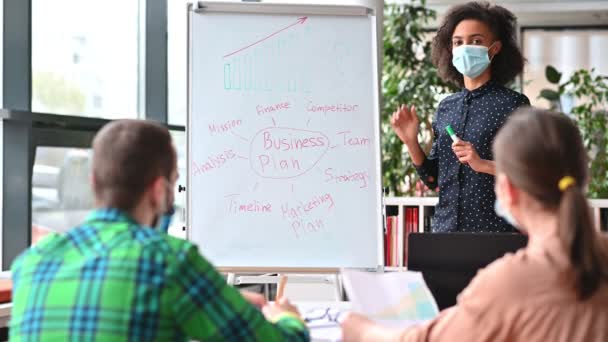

{"left": 282, "top": 193, "right": 335, "bottom": 220}
{"left": 307, "top": 102, "right": 359, "bottom": 115}
{"left": 227, "top": 196, "right": 272, "bottom": 214}
{"left": 192, "top": 150, "right": 236, "bottom": 176}
{"left": 208, "top": 119, "right": 243, "bottom": 136}
{"left": 256, "top": 102, "right": 291, "bottom": 115}
{"left": 325, "top": 168, "right": 370, "bottom": 188}
{"left": 249, "top": 127, "right": 329, "bottom": 179}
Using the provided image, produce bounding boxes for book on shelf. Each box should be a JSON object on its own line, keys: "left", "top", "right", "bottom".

{"left": 403, "top": 207, "right": 419, "bottom": 267}
{"left": 384, "top": 216, "right": 390, "bottom": 266}
{"left": 384, "top": 216, "right": 398, "bottom": 267}
{"left": 392, "top": 216, "right": 398, "bottom": 266}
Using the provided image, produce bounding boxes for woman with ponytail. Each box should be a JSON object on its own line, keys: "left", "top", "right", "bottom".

{"left": 341, "top": 108, "right": 608, "bottom": 341}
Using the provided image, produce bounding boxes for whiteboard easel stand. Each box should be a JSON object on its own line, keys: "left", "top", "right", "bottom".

{"left": 222, "top": 267, "right": 348, "bottom": 300}
{"left": 187, "top": 1, "right": 383, "bottom": 297}
{"left": 226, "top": 272, "right": 345, "bottom": 301}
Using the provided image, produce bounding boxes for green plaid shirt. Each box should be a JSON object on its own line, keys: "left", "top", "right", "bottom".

{"left": 10, "top": 208, "right": 309, "bottom": 341}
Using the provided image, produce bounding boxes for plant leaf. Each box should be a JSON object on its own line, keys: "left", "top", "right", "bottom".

{"left": 539, "top": 89, "right": 560, "bottom": 101}
{"left": 545, "top": 65, "right": 562, "bottom": 84}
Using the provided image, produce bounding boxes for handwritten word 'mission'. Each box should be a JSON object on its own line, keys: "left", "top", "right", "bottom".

{"left": 208, "top": 119, "right": 242, "bottom": 136}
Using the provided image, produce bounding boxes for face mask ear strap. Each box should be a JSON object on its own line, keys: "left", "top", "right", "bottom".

{"left": 488, "top": 41, "right": 498, "bottom": 60}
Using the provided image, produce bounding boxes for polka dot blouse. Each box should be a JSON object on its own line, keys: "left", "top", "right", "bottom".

{"left": 415, "top": 80, "right": 530, "bottom": 233}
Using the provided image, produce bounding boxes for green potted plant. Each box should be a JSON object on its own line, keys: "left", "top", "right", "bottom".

{"left": 539, "top": 66, "right": 608, "bottom": 198}
{"left": 382, "top": 0, "right": 457, "bottom": 196}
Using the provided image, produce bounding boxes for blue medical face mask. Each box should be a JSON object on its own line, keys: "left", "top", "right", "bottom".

{"left": 156, "top": 179, "right": 175, "bottom": 234}
{"left": 452, "top": 43, "right": 495, "bottom": 79}
{"left": 158, "top": 205, "right": 176, "bottom": 234}
{"left": 494, "top": 197, "right": 519, "bottom": 228}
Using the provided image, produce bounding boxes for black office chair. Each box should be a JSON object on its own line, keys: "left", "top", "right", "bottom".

{"left": 407, "top": 232, "right": 528, "bottom": 310}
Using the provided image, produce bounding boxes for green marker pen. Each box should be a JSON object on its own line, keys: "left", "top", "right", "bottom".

{"left": 446, "top": 125, "right": 459, "bottom": 142}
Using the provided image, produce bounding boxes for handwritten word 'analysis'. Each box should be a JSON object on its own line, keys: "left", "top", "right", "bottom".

{"left": 193, "top": 150, "right": 237, "bottom": 176}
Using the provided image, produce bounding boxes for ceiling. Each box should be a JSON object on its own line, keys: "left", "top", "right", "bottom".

{"left": 392, "top": 0, "right": 608, "bottom": 27}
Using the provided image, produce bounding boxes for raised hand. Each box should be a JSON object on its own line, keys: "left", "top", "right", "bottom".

{"left": 390, "top": 104, "right": 420, "bottom": 146}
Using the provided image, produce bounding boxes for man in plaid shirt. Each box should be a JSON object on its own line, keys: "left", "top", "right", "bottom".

{"left": 10, "top": 120, "right": 309, "bottom": 341}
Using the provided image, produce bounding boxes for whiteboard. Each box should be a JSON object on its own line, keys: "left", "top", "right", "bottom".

{"left": 188, "top": 2, "right": 382, "bottom": 269}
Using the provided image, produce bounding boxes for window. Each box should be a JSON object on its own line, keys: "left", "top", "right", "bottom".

{"left": 0, "top": 1, "right": 3, "bottom": 107}
{"left": 32, "top": 0, "right": 141, "bottom": 119}
{"left": 31, "top": 134, "right": 188, "bottom": 245}
{"left": 167, "top": 0, "right": 188, "bottom": 126}
{"left": 522, "top": 28, "right": 608, "bottom": 109}
{"left": 31, "top": 147, "right": 95, "bottom": 245}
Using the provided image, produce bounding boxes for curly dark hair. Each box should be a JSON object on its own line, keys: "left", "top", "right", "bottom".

{"left": 431, "top": 1, "right": 525, "bottom": 87}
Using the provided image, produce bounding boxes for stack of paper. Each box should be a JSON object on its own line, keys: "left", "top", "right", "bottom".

{"left": 304, "top": 270, "right": 439, "bottom": 341}
{"left": 341, "top": 269, "right": 439, "bottom": 329}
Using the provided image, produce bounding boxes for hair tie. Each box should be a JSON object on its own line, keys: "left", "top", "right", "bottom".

{"left": 558, "top": 176, "right": 576, "bottom": 192}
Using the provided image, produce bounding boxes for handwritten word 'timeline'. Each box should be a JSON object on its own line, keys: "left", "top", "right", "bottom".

{"left": 227, "top": 195, "right": 272, "bottom": 214}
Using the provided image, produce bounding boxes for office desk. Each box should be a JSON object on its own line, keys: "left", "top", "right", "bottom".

{"left": 0, "top": 301, "right": 352, "bottom": 339}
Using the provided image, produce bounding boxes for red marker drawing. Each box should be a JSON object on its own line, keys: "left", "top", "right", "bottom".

{"left": 223, "top": 17, "right": 308, "bottom": 58}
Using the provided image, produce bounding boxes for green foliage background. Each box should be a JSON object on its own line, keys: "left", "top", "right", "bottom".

{"left": 382, "top": 1, "right": 607, "bottom": 199}
{"left": 382, "top": 1, "right": 456, "bottom": 196}
{"left": 540, "top": 66, "right": 608, "bottom": 198}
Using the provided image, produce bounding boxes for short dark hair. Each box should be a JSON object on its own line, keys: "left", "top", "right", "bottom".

{"left": 431, "top": 1, "right": 525, "bottom": 87}
{"left": 92, "top": 120, "right": 176, "bottom": 211}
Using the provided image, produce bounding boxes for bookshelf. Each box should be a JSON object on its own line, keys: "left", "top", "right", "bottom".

{"left": 383, "top": 197, "right": 608, "bottom": 268}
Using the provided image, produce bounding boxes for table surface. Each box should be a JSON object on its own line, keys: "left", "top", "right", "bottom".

{"left": 0, "top": 300, "right": 351, "bottom": 338}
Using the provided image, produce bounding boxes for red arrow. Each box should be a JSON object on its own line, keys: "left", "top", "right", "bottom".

{"left": 223, "top": 17, "right": 308, "bottom": 59}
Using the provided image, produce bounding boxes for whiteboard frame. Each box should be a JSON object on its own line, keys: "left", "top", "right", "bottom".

{"left": 186, "top": 1, "right": 383, "bottom": 272}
